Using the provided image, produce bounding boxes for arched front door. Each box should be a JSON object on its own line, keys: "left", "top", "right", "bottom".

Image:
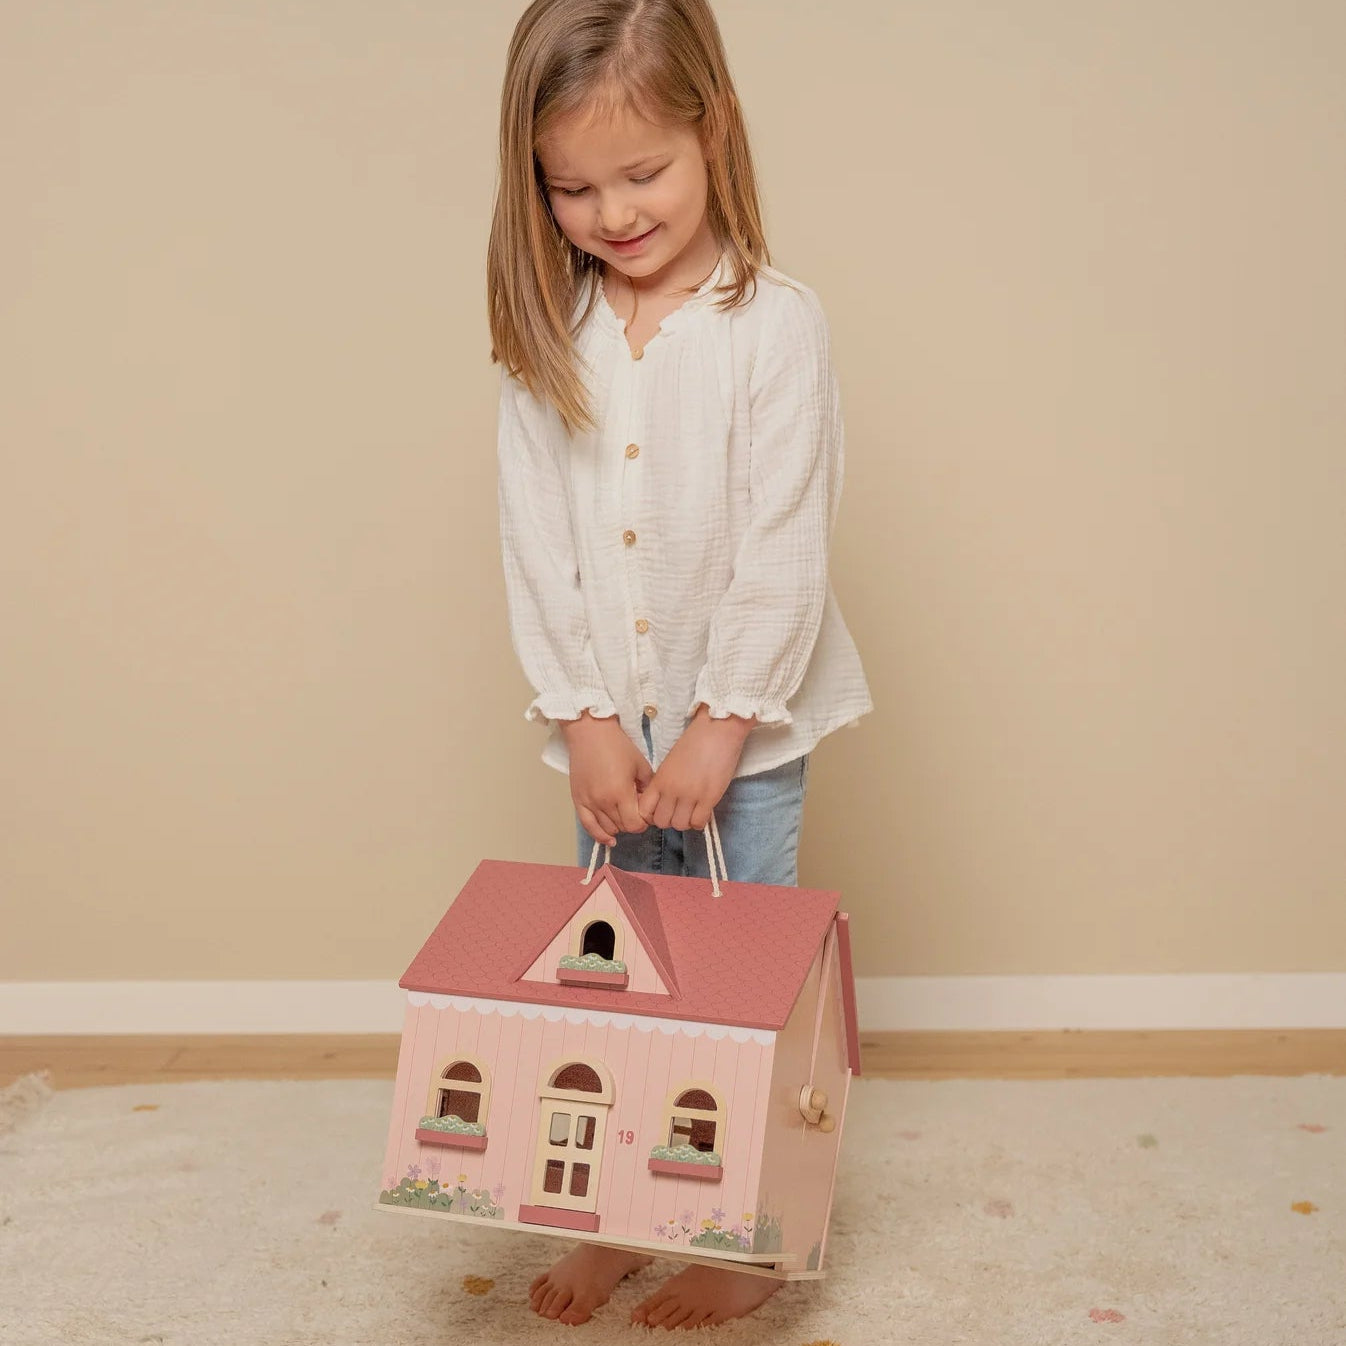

{"left": 519, "top": 1058, "right": 613, "bottom": 1233}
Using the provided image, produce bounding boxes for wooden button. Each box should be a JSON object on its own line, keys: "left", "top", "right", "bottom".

{"left": 634, "top": 618, "right": 650, "bottom": 634}
{"left": 622, "top": 529, "right": 637, "bottom": 546}
{"left": 643, "top": 704, "right": 658, "bottom": 718}
{"left": 625, "top": 443, "right": 640, "bottom": 459}
{"left": 631, "top": 346, "right": 644, "bottom": 360}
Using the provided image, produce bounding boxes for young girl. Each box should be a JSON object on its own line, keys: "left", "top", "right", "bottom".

{"left": 487, "top": 0, "right": 871, "bottom": 1330}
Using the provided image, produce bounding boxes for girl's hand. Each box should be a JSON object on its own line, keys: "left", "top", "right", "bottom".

{"left": 638, "top": 705, "right": 755, "bottom": 831}
{"left": 561, "top": 711, "right": 653, "bottom": 847}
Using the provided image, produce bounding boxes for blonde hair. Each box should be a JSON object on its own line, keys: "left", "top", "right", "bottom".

{"left": 487, "top": 0, "right": 771, "bottom": 435}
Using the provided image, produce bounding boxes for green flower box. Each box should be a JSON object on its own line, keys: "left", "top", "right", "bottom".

{"left": 415, "top": 1115, "right": 488, "bottom": 1150}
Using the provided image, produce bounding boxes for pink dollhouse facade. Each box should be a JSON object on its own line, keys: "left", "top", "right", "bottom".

{"left": 377, "top": 859, "right": 860, "bottom": 1278}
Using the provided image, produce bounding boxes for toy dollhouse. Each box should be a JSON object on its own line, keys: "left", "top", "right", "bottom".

{"left": 376, "top": 854, "right": 861, "bottom": 1279}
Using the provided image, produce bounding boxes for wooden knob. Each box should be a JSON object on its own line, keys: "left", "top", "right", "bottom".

{"left": 808, "top": 1088, "right": 828, "bottom": 1113}
{"left": 817, "top": 1111, "right": 836, "bottom": 1134}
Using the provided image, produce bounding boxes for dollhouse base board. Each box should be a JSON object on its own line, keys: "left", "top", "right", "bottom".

{"left": 372, "top": 1202, "right": 818, "bottom": 1281}
{"left": 586, "top": 1238, "right": 822, "bottom": 1282}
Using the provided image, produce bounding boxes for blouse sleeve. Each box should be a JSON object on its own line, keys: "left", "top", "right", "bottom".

{"left": 689, "top": 285, "right": 842, "bottom": 725}
{"left": 497, "top": 367, "right": 617, "bottom": 725}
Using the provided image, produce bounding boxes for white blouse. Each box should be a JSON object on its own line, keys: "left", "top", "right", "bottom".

{"left": 496, "top": 254, "right": 873, "bottom": 779}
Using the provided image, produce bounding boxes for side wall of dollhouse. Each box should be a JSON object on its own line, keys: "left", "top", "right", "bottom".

{"left": 749, "top": 922, "right": 851, "bottom": 1272}
{"left": 380, "top": 997, "right": 778, "bottom": 1258}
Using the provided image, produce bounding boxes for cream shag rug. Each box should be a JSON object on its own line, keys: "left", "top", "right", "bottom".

{"left": 1, "top": 1072, "right": 1342, "bottom": 1345}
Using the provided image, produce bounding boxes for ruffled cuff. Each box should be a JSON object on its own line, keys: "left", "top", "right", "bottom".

{"left": 687, "top": 674, "right": 793, "bottom": 728}
{"left": 524, "top": 691, "right": 619, "bottom": 726}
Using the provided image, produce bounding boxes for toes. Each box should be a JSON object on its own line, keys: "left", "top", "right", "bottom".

{"left": 541, "top": 1285, "right": 572, "bottom": 1319}
{"left": 662, "top": 1303, "right": 698, "bottom": 1330}
{"left": 647, "top": 1296, "right": 686, "bottom": 1329}
{"left": 558, "top": 1300, "right": 594, "bottom": 1326}
{"left": 631, "top": 1289, "right": 671, "bottom": 1325}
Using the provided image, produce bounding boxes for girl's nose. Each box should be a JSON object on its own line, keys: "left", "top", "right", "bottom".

{"left": 598, "top": 199, "right": 637, "bottom": 237}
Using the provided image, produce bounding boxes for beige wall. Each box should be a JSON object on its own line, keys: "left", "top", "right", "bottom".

{"left": 2, "top": 2, "right": 1343, "bottom": 984}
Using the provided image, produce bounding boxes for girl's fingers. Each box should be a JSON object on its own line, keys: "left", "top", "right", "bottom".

{"left": 636, "top": 786, "right": 660, "bottom": 826}
{"left": 593, "top": 807, "right": 621, "bottom": 843}
{"left": 652, "top": 793, "right": 678, "bottom": 830}
{"left": 670, "top": 799, "right": 695, "bottom": 832}
{"left": 689, "top": 802, "right": 711, "bottom": 831}
{"left": 616, "top": 794, "right": 646, "bottom": 835}
{"left": 578, "top": 806, "right": 616, "bottom": 848}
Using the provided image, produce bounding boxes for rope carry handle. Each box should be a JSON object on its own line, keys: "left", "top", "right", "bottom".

{"left": 582, "top": 810, "right": 727, "bottom": 897}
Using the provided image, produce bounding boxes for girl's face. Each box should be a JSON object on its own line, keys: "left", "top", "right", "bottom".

{"left": 537, "top": 101, "right": 717, "bottom": 285}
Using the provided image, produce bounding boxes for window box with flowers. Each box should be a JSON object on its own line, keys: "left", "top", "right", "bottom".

{"left": 646, "top": 1085, "right": 725, "bottom": 1180}
{"left": 414, "top": 1114, "right": 489, "bottom": 1150}
{"left": 557, "top": 952, "right": 629, "bottom": 989}
{"left": 647, "top": 1144, "right": 723, "bottom": 1181}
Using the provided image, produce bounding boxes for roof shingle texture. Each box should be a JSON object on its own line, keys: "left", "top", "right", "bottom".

{"left": 400, "top": 860, "right": 844, "bottom": 1031}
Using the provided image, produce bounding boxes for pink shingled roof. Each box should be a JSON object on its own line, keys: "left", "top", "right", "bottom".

{"left": 400, "top": 859, "right": 850, "bottom": 1032}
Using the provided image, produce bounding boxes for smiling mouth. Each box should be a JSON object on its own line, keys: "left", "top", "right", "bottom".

{"left": 607, "top": 226, "right": 658, "bottom": 245}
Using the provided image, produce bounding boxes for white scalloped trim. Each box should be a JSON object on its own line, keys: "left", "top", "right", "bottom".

{"left": 404, "top": 990, "right": 775, "bottom": 1046}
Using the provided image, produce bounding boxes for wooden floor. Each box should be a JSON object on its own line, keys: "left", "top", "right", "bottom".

{"left": 3, "top": 1030, "right": 1344, "bottom": 1090}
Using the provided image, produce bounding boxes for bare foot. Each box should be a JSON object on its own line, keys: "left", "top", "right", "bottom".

{"left": 630, "top": 1264, "right": 782, "bottom": 1330}
{"left": 528, "top": 1242, "right": 654, "bottom": 1326}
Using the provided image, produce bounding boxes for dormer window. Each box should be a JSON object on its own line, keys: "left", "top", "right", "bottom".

{"left": 557, "top": 913, "right": 629, "bottom": 988}
{"left": 581, "top": 920, "right": 616, "bottom": 960}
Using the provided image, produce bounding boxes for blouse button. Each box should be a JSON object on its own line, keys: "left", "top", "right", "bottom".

{"left": 643, "top": 704, "right": 658, "bottom": 718}
{"left": 634, "top": 618, "right": 650, "bottom": 635}
{"left": 625, "top": 443, "right": 640, "bottom": 459}
{"left": 622, "top": 529, "right": 637, "bottom": 547}
{"left": 631, "top": 346, "right": 644, "bottom": 361}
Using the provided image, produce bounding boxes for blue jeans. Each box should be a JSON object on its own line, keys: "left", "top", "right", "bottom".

{"left": 574, "top": 714, "right": 809, "bottom": 886}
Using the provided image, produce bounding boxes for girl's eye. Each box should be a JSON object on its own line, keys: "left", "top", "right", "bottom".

{"left": 551, "top": 170, "right": 661, "bottom": 198}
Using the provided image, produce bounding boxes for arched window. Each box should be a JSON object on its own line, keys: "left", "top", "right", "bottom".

{"left": 567, "top": 912, "right": 624, "bottom": 964}
{"left": 668, "top": 1087, "right": 720, "bottom": 1153}
{"left": 580, "top": 920, "right": 616, "bottom": 961}
{"left": 431, "top": 1058, "right": 490, "bottom": 1126}
{"left": 648, "top": 1082, "right": 725, "bottom": 1177}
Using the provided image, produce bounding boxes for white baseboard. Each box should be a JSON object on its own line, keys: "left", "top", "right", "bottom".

{"left": 1, "top": 974, "right": 1343, "bottom": 1035}
{"left": 854, "top": 973, "right": 1346, "bottom": 1031}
